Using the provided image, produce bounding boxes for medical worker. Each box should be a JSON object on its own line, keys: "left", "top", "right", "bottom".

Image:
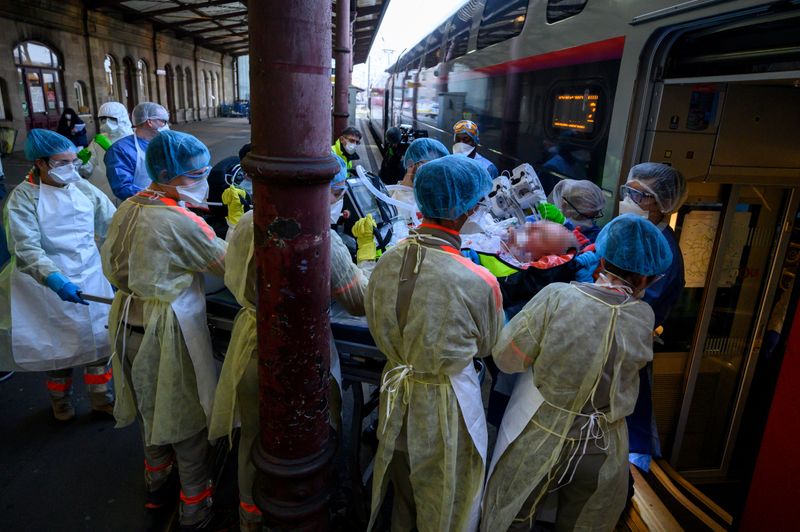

{"left": 79, "top": 101, "right": 134, "bottom": 203}
{"left": 549, "top": 178, "right": 606, "bottom": 243}
{"left": 452, "top": 120, "right": 499, "bottom": 178}
{"left": 389, "top": 137, "right": 450, "bottom": 207}
{"left": 365, "top": 155, "right": 503, "bottom": 531}
{"left": 482, "top": 214, "right": 673, "bottom": 531}
{"left": 104, "top": 102, "right": 169, "bottom": 201}
{"left": 208, "top": 153, "right": 372, "bottom": 530}
{"left": 0, "top": 129, "right": 115, "bottom": 420}
{"left": 619, "top": 162, "right": 687, "bottom": 471}
{"left": 101, "top": 131, "right": 226, "bottom": 529}
{"left": 332, "top": 126, "right": 362, "bottom": 170}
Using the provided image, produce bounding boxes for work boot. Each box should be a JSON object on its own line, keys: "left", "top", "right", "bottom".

{"left": 239, "top": 501, "right": 263, "bottom": 531}
{"left": 51, "top": 397, "right": 75, "bottom": 421}
{"left": 179, "top": 481, "right": 214, "bottom": 530}
{"left": 89, "top": 393, "right": 115, "bottom": 417}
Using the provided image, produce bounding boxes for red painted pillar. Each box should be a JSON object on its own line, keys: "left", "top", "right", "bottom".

{"left": 332, "top": 0, "right": 351, "bottom": 139}
{"left": 740, "top": 302, "right": 800, "bottom": 529}
{"left": 245, "top": 1, "right": 340, "bottom": 529}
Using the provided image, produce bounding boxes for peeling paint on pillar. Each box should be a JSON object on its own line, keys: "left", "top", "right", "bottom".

{"left": 245, "top": 0, "right": 341, "bottom": 529}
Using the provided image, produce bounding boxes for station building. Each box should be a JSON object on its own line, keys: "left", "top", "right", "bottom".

{"left": 0, "top": 0, "right": 240, "bottom": 150}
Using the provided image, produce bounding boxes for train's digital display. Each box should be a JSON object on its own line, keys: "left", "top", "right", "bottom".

{"left": 552, "top": 92, "right": 599, "bottom": 133}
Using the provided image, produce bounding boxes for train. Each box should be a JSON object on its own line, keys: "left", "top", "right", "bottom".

{"left": 368, "top": 0, "right": 800, "bottom": 521}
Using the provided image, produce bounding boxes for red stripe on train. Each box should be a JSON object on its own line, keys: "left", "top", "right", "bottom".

{"left": 474, "top": 36, "right": 625, "bottom": 76}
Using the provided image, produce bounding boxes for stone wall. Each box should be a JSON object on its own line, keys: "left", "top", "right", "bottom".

{"left": 0, "top": 0, "right": 240, "bottom": 149}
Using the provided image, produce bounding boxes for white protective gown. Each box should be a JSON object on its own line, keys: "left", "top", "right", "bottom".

{"left": 0, "top": 177, "right": 116, "bottom": 371}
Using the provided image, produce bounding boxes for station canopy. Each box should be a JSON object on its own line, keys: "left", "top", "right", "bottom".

{"left": 91, "top": 0, "right": 389, "bottom": 61}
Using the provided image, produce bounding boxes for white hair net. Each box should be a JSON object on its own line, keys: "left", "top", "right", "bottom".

{"left": 131, "top": 102, "right": 169, "bottom": 126}
{"left": 626, "top": 162, "right": 687, "bottom": 214}
{"left": 549, "top": 179, "right": 606, "bottom": 222}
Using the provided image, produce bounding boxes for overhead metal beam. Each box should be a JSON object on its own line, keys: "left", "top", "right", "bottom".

{"left": 130, "top": 0, "right": 242, "bottom": 20}
{"left": 158, "top": 9, "right": 247, "bottom": 28}
{"left": 190, "top": 23, "right": 248, "bottom": 35}
{"left": 204, "top": 31, "right": 248, "bottom": 43}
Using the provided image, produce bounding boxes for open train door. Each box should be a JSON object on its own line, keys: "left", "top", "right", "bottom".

{"left": 622, "top": 3, "right": 800, "bottom": 522}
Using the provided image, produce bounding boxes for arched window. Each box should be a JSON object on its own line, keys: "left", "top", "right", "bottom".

{"left": 185, "top": 67, "right": 194, "bottom": 109}
{"left": 136, "top": 59, "right": 151, "bottom": 102}
{"left": 123, "top": 57, "right": 136, "bottom": 110}
{"left": 13, "top": 41, "right": 65, "bottom": 129}
{"left": 204, "top": 70, "right": 211, "bottom": 109}
{"left": 74, "top": 81, "right": 89, "bottom": 114}
{"left": 0, "top": 78, "right": 11, "bottom": 121}
{"left": 211, "top": 72, "right": 218, "bottom": 107}
{"left": 164, "top": 64, "right": 176, "bottom": 116}
{"left": 176, "top": 66, "right": 185, "bottom": 109}
{"left": 104, "top": 54, "right": 119, "bottom": 101}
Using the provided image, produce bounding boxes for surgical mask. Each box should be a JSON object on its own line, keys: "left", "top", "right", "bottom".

{"left": 239, "top": 176, "right": 253, "bottom": 197}
{"left": 618, "top": 197, "right": 649, "bottom": 219}
{"left": 343, "top": 142, "right": 357, "bottom": 155}
{"left": 48, "top": 164, "right": 81, "bottom": 185}
{"left": 595, "top": 271, "right": 635, "bottom": 298}
{"left": 65, "top": 114, "right": 73, "bottom": 120}
{"left": 461, "top": 206, "right": 487, "bottom": 234}
{"left": 175, "top": 178, "right": 209, "bottom": 206}
{"left": 330, "top": 198, "right": 344, "bottom": 224}
{"left": 100, "top": 119, "right": 120, "bottom": 135}
{"left": 452, "top": 142, "right": 474, "bottom": 156}
{"left": 158, "top": 123, "right": 170, "bottom": 133}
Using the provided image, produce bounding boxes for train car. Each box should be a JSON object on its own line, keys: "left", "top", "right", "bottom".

{"left": 369, "top": 0, "right": 800, "bottom": 518}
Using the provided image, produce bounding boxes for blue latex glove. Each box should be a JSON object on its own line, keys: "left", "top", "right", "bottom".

{"left": 461, "top": 248, "right": 481, "bottom": 266}
{"left": 574, "top": 251, "right": 599, "bottom": 283}
{"left": 45, "top": 272, "right": 88, "bottom": 305}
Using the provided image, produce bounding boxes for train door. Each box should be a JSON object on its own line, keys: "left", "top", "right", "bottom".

{"left": 636, "top": 11, "right": 800, "bottom": 485}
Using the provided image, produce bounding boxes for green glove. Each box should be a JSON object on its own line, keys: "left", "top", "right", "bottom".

{"left": 537, "top": 202, "right": 566, "bottom": 225}
{"left": 352, "top": 214, "right": 378, "bottom": 262}
{"left": 77, "top": 147, "right": 92, "bottom": 164}
{"left": 94, "top": 134, "right": 112, "bottom": 151}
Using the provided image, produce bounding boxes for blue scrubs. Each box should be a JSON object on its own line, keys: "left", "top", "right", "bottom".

{"left": 104, "top": 135, "right": 150, "bottom": 200}
{"left": 472, "top": 152, "right": 499, "bottom": 179}
{"left": 627, "top": 224, "right": 685, "bottom": 468}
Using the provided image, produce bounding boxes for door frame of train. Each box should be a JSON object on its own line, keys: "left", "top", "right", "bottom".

{"left": 619, "top": 1, "right": 800, "bottom": 480}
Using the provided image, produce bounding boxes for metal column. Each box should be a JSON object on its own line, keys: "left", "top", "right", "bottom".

{"left": 245, "top": 0, "right": 340, "bottom": 529}
{"left": 332, "top": 0, "right": 351, "bottom": 137}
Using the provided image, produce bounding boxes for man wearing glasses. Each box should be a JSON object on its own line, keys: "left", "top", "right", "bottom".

{"left": 105, "top": 102, "right": 170, "bottom": 201}
{"left": 332, "top": 126, "right": 362, "bottom": 171}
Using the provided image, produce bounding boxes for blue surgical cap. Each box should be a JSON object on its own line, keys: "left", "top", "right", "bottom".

{"left": 24, "top": 129, "right": 76, "bottom": 161}
{"left": 331, "top": 152, "right": 348, "bottom": 186}
{"left": 414, "top": 155, "right": 492, "bottom": 220}
{"left": 595, "top": 214, "right": 673, "bottom": 276}
{"left": 146, "top": 130, "right": 211, "bottom": 183}
{"left": 403, "top": 138, "right": 449, "bottom": 169}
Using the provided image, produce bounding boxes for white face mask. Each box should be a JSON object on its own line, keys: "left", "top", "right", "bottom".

{"left": 452, "top": 142, "right": 474, "bottom": 156}
{"left": 239, "top": 176, "right": 253, "bottom": 197}
{"left": 65, "top": 114, "right": 73, "bottom": 120}
{"left": 48, "top": 164, "right": 81, "bottom": 185}
{"left": 343, "top": 142, "right": 357, "bottom": 155}
{"left": 158, "top": 123, "right": 170, "bottom": 133}
{"left": 330, "top": 198, "right": 344, "bottom": 224}
{"left": 619, "top": 197, "right": 649, "bottom": 219}
{"left": 175, "top": 178, "right": 209, "bottom": 206}
{"left": 461, "top": 206, "right": 487, "bottom": 234}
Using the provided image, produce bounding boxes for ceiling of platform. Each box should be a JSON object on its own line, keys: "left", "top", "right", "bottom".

{"left": 89, "top": 0, "right": 389, "bottom": 61}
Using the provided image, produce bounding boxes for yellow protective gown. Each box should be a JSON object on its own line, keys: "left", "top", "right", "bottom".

{"left": 365, "top": 223, "right": 504, "bottom": 532}
{"left": 101, "top": 193, "right": 226, "bottom": 446}
{"left": 208, "top": 210, "right": 372, "bottom": 443}
{"left": 481, "top": 283, "right": 654, "bottom": 532}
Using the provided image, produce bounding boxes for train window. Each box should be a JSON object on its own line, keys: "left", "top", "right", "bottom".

{"left": 477, "top": 0, "right": 528, "bottom": 50}
{"left": 547, "top": 85, "right": 604, "bottom": 139}
{"left": 444, "top": 12, "right": 471, "bottom": 62}
{"left": 547, "top": 0, "right": 588, "bottom": 23}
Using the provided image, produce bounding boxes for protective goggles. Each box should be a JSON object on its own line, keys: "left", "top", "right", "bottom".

{"left": 48, "top": 158, "right": 81, "bottom": 170}
{"left": 619, "top": 184, "right": 656, "bottom": 206}
{"left": 182, "top": 166, "right": 212, "bottom": 180}
{"left": 563, "top": 197, "right": 603, "bottom": 220}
